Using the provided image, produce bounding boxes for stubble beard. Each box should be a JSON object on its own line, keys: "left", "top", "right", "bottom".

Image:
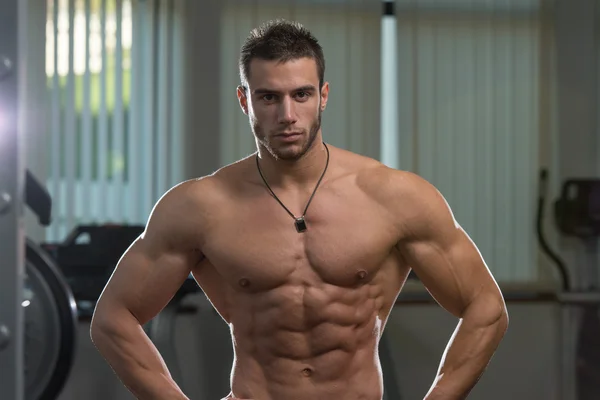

{"left": 252, "top": 108, "right": 322, "bottom": 161}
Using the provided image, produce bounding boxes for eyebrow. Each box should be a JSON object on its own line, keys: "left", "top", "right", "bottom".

{"left": 253, "top": 85, "right": 317, "bottom": 95}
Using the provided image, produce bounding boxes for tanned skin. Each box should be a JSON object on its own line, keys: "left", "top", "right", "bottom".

{"left": 90, "top": 57, "right": 508, "bottom": 400}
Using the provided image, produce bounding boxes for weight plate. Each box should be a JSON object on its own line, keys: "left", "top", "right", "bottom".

{"left": 24, "top": 261, "right": 61, "bottom": 399}
{"left": 24, "top": 239, "right": 78, "bottom": 400}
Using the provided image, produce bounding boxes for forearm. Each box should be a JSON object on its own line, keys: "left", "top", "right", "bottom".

{"left": 91, "top": 312, "right": 188, "bottom": 400}
{"left": 425, "top": 296, "right": 508, "bottom": 400}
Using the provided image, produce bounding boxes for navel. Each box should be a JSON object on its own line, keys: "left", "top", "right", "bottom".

{"left": 301, "top": 367, "right": 314, "bottom": 377}
{"left": 238, "top": 278, "right": 250, "bottom": 288}
{"left": 356, "top": 270, "right": 368, "bottom": 280}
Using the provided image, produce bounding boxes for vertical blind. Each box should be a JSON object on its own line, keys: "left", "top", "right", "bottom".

{"left": 395, "top": 0, "right": 548, "bottom": 283}
{"left": 45, "top": 0, "right": 184, "bottom": 241}
{"left": 218, "top": 0, "right": 382, "bottom": 166}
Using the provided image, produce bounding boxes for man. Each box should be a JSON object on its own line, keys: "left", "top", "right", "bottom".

{"left": 90, "top": 19, "right": 508, "bottom": 400}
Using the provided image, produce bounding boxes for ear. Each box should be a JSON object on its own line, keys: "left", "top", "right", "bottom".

{"left": 320, "top": 82, "right": 329, "bottom": 112}
{"left": 237, "top": 85, "right": 249, "bottom": 115}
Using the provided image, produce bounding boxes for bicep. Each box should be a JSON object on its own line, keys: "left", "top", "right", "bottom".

{"left": 94, "top": 182, "right": 203, "bottom": 326}
{"left": 394, "top": 174, "right": 501, "bottom": 318}
{"left": 97, "top": 237, "right": 196, "bottom": 326}
{"left": 401, "top": 227, "right": 494, "bottom": 318}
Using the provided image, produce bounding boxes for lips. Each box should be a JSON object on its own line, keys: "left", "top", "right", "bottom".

{"left": 277, "top": 132, "right": 302, "bottom": 136}
{"left": 275, "top": 132, "right": 302, "bottom": 142}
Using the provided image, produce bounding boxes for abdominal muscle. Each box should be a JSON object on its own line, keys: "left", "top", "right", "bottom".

{"left": 223, "top": 282, "right": 386, "bottom": 400}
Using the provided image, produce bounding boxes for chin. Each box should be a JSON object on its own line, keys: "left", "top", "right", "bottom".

{"left": 271, "top": 144, "right": 306, "bottom": 161}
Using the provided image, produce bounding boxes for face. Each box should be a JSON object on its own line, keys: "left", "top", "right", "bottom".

{"left": 237, "top": 57, "right": 329, "bottom": 161}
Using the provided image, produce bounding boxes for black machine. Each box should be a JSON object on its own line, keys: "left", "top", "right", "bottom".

{"left": 41, "top": 224, "right": 146, "bottom": 318}
{"left": 554, "top": 178, "right": 600, "bottom": 241}
{"left": 40, "top": 223, "right": 200, "bottom": 395}
{"left": 24, "top": 170, "right": 201, "bottom": 399}
{"left": 41, "top": 224, "right": 200, "bottom": 318}
{"left": 537, "top": 170, "right": 600, "bottom": 400}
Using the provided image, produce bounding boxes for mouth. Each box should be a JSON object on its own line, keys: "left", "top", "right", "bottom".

{"left": 274, "top": 132, "right": 303, "bottom": 142}
{"left": 276, "top": 131, "right": 303, "bottom": 137}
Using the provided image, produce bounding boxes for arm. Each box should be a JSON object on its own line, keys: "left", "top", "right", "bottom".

{"left": 393, "top": 172, "right": 508, "bottom": 400}
{"left": 90, "top": 181, "right": 205, "bottom": 400}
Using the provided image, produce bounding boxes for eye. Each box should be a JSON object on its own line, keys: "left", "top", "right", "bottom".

{"left": 295, "top": 91, "right": 310, "bottom": 100}
{"left": 262, "top": 94, "right": 275, "bottom": 102}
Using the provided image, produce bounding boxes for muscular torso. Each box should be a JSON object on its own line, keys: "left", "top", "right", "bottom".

{"left": 190, "top": 151, "right": 412, "bottom": 400}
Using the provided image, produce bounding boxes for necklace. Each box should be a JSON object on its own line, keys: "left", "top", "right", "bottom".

{"left": 256, "top": 143, "right": 330, "bottom": 233}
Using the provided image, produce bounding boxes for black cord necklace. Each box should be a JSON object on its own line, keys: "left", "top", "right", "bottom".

{"left": 256, "top": 143, "right": 330, "bottom": 233}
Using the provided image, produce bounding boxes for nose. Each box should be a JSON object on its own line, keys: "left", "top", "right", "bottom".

{"left": 278, "top": 96, "right": 297, "bottom": 125}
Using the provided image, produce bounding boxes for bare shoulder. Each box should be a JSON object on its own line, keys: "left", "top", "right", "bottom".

{"left": 151, "top": 175, "right": 222, "bottom": 217}
{"left": 143, "top": 175, "right": 226, "bottom": 248}
{"left": 325, "top": 146, "right": 441, "bottom": 210}
{"left": 327, "top": 146, "right": 385, "bottom": 184}
{"left": 353, "top": 164, "right": 453, "bottom": 237}
{"left": 155, "top": 154, "right": 261, "bottom": 225}
{"left": 154, "top": 160, "right": 247, "bottom": 213}
{"left": 359, "top": 166, "right": 439, "bottom": 203}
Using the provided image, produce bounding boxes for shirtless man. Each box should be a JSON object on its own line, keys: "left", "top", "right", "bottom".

{"left": 90, "top": 19, "right": 508, "bottom": 400}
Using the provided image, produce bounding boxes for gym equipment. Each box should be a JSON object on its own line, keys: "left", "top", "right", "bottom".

{"left": 42, "top": 225, "right": 147, "bottom": 318}
{"left": 23, "top": 171, "right": 78, "bottom": 400}
{"left": 537, "top": 169, "right": 600, "bottom": 400}
{"left": 554, "top": 177, "right": 600, "bottom": 400}
{"left": 537, "top": 170, "right": 571, "bottom": 291}
{"left": 42, "top": 223, "right": 201, "bottom": 393}
{"left": 1, "top": 161, "right": 78, "bottom": 398}
{"left": 554, "top": 178, "right": 600, "bottom": 239}
{"left": 1, "top": 2, "right": 79, "bottom": 395}
{"left": 24, "top": 238, "right": 78, "bottom": 400}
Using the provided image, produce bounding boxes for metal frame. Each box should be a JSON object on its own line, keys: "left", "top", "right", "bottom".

{"left": 0, "top": 0, "right": 24, "bottom": 398}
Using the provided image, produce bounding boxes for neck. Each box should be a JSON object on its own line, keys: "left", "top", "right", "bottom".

{"left": 256, "top": 140, "right": 329, "bottom": 190}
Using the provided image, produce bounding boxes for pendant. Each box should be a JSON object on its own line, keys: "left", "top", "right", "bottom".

{"left": 294, "top": 217, "right": 307, "bottom": 233}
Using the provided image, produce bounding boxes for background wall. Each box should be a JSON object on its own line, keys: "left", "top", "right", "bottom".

{"left": 16, "top": 0, "right": 600, "bottom": 399}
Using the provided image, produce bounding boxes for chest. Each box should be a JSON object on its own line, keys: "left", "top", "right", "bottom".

{"left": 201, "top": 188, "right": 400, "bottom": 291}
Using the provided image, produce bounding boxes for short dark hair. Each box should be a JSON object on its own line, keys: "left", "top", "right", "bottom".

{"left": 239, "top": 19, "right": 325, "bottom": 90}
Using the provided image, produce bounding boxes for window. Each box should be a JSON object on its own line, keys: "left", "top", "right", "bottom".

{"left": 45, "top": 0, "right": 183, "bottom": 240}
